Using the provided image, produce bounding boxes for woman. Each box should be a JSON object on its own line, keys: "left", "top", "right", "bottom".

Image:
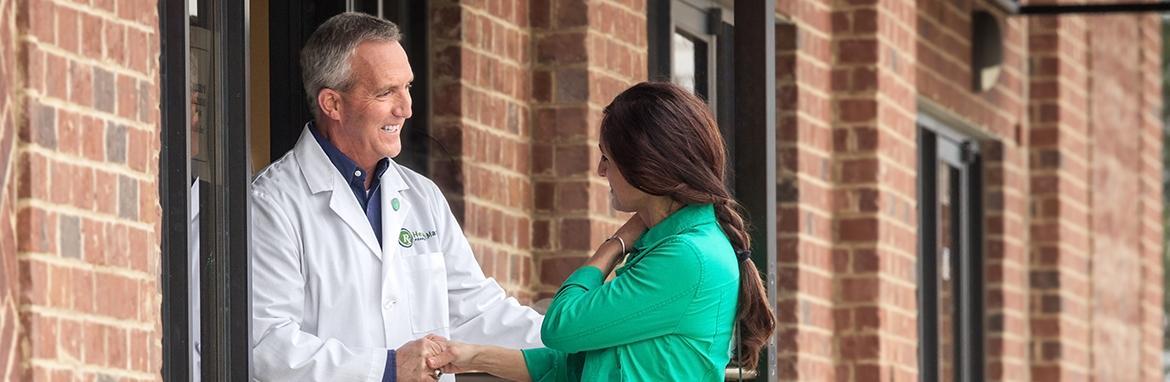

{"left": 441, "top": 82, "right": 775, "bottom": 381}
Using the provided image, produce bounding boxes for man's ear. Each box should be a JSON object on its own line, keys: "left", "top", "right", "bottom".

{"left": 317, "top": 88, "right": 343, "bottom": 121}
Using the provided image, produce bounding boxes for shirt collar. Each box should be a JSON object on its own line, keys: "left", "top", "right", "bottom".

{"left": 632, "top": 203, "right": 717, "bottom": 251}
{"left": 308, "top": 121, "right": 389, "bottom": 189}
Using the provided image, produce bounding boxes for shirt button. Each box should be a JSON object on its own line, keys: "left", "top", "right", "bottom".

{"left": 383, "top": 298, "right": 395, "bottom": 309}
{"left": 354, "top": 170, "right": 362, "bottom": 177}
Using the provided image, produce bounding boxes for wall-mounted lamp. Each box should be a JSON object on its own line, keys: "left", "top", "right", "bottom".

{"left": 971, "top": 11, "right": 1003, "bottom": 92}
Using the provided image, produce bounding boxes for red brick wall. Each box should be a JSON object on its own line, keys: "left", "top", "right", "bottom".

{"left": 1086, "top": 15, "right": 1144, "bottom": 381}
{"left": 1136, "top": 14, "right": 1164, "bottom": 381}
{"left": 529, "top": 0, "right": 646, "bottom": 299}
{"left": 0, "top": 0, "right": 23, "bottom": 379}
{"left": 822, "top": 0, "right": 920, "bottom": 379}
{"left": 774, "top": 1, "right": 838, "bottom": 378}
{"left": 1027, "top": 14, "right": 1094, "bottom": 381}
{"left": 431, "top": 0, "right": 647, "bottom": 302}
{"left": 14, "top": 0, "right": 162, "bottom": 380}
{"left": 431, "top": 0, "right": 540, "bottom": 303}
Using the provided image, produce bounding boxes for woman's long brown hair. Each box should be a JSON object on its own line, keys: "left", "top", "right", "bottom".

{"left": 599, "top": 82, "right": 776, "bottom": 369}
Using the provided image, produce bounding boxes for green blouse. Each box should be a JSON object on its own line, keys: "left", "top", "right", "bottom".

{"left": 522, "top": 204, "right": 740, "bottom": 381}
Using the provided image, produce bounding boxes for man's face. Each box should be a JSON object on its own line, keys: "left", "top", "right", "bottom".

{"left": 331, "top": 40, "right": 414, "bottom": 165}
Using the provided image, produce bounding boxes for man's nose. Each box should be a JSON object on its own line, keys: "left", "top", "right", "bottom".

{"left": 395, "top": 94, "right": 413, "bottom": 119}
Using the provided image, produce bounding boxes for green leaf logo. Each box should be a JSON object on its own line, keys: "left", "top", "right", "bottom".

{"left": 398, "top": 228, "right": 414, "bottom": 248}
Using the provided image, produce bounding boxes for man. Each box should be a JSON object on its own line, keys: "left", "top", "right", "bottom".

{"left": 251, "top": 13, "right": 543, "bottom": 381}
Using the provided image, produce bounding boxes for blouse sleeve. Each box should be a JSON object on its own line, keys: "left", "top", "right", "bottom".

{"left": 539, "top": 238, "right": 705, "bottom": 353}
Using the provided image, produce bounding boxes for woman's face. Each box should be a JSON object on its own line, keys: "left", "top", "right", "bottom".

{"left": 598, "top": 144, "right": 647, "bottom": 212}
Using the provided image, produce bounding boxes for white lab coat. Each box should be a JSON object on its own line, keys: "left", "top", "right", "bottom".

{"left": 250, "top": 126, "right": 543, "bottom": 381}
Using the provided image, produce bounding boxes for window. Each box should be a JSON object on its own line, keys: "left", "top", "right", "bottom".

{"left": 649, "top": 0, "right": 735, "bottom": 189}
{"left": 917, "top": 115, "right": 985, "bottom": 382}
{"left": 161, "top": 0, "right": 251, "bottom": 379}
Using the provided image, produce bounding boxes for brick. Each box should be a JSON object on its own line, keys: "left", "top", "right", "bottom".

{"left": 532, "top": 220, "right": 550, "bottom": 249}
{"left": 106, "top": 122, "right": 127, "bottom": 164}
{"left": 59, "top": 215, "right": 80, "bottom": 259}
{"left": 27, "top": 0, "right": 54, "bottom": 44}
{"left": 839, "top": 99, "right": 876, "bottom": 122}
{"left": 93, "top": 169, "right": 117, "bottom": 216}
{"left": 531, "top": 0, "right": 550, "bottom": 29}
{"left": 553, "top": 67, "right": 588, "bottom": 103}
{"left": 93, "top": 67, "right": 115, "bottom": 113}
{"left": 60, "top": 319, "right": 83, "bottom": 360}
{"left": 117, "top": 74, "right": 137, "bottom": 120}
{"left": 838, "top": 217, "right": 877, "bottom": 242}
{"left": 19, "top": 259, "right": 49, "bottom": 306}
{"left": 118, "top": 175, "right": 138, "bottom": 220}
{"left": 539, "top": 256, "right": 585, "bottom": 285}
{"left": 558, "top": 218, "right": 591, "bottom": 250}
{"left": 126, "top": 26, "right": 148, "bottom": 73}
{"left": 126, "top": 128, "right": 149, "bottom": 172}
{"left": 104, "top": 18, "right": 125, "bottom": 64}
{"left": 841, "top": 158, "right": 877, "bottom": 183}
{"left": 80, "top": 12, "right": 103, "bottom": 60}
{"left": 554, "top": 0, "right": 587, "bottom": 28}
{"left": 553, "top": 145, "right": 590, "bottom": 176}
{"left": 17, "top": 208, "right": 56, "bottom": 253}
{"left": 30, "top": 102, "right": 57, "bottom": 149}
{"left": 56, "top": 6, "right": 79, "bottom": 54}
{"left": 554, "top": 181, "right": 589, "bottom": 212}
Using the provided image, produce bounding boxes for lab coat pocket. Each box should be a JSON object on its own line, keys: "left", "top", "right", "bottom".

{"left": 402, "top": 252, "right": 450, "bottom": 333}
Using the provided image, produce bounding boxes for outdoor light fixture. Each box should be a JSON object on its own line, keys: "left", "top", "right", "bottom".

{"left": 971, "top": 10, "right": 1003, "bottom": 93}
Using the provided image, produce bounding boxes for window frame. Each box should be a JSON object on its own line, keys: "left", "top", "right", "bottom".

{"left": 648, "top": 0, "right": 736, "bottom": 191}
{"left": 160, "top": 0, "right": 253, "bottom": 379}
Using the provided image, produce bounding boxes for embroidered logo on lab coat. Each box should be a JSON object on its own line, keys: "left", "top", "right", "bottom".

{"left": 398, "top": 228, "right": 438, "bottom": 248}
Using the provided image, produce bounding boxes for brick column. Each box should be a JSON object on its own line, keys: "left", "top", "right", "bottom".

{"left": 1084, "top": 15, "right": 1147, "bottom": 381}
{"left": 431, "top": 0, "right": 539, "bottom": 302}
{"left": 774, "top": 2, "right": 837, "bottom": 379}
{"left": 14, "top": 0, "right": 162, "bottom": 380}
{"left": 1027, "top": 15, "right": 1092, "bottom": 381}
{"left": 829, "top": 0, "right": 919, "bottom": 379}
{"left": 1136, "top": 13, "right": 1164, "bottom": 381}
{"left": 530, "top": 0, "right": 646, "bottom": 297}
{"left": 0, "top": 0, "right": 22, "bottom": 379}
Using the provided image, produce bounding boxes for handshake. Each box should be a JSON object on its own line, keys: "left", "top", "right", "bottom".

{"left": 395, "top": 335, "right": 483, "bottom": 382}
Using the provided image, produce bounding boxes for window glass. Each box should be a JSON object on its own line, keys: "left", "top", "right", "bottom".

{"left": 671, "top": 32, "right": 698, "bottom": 93}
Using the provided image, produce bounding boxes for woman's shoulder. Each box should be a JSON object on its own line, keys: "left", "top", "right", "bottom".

{"left": 642, "top": 226, "right": 736, "bottom": 268}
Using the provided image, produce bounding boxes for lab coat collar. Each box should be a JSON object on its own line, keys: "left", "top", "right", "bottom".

{"left": 295, "top": 123, "right": 412, "bottom": 194}
{"left": 294, "top": 124, "right": 339, "bottom": 195}
{"left": 293, "top": 123, "right": 415, "bottom": 260}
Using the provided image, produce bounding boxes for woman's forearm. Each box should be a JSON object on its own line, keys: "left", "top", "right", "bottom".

{"left": 464, "top": 344, "right": 531, "bottom": 382}
{"left": 584, "top": 238, "right": 624, "bottom": 275}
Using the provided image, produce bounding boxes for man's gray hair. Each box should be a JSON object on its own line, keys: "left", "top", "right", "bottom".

{"left": 300, "top": 12, "right": 401, "bottom": 120}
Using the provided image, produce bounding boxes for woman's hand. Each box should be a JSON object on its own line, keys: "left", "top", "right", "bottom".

{"left": 586, "top": 214, "right": 648, "bottom": 274}
{"left": 436, "top": 341, "right": 479, "bottom": 374}
{"left": 437, "top": 342, "right": 531, "bottom": 382}
{"left": 614, "top": 213, "right": 648, "bottom": 245}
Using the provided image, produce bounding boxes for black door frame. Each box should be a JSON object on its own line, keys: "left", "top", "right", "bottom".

{"left": 160, "top": 0, "right": 252, "bottom": 379}
{"left": 917, "top": 114, "right": 985, "bottom": 382}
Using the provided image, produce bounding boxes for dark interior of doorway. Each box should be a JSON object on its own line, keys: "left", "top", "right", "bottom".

{"left": 268, "top": 0, "right": 430, "bottom": 174}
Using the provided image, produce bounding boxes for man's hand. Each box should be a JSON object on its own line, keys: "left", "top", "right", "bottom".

{"left": 396, "top": 335, "right": 454, "bottom": 381}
